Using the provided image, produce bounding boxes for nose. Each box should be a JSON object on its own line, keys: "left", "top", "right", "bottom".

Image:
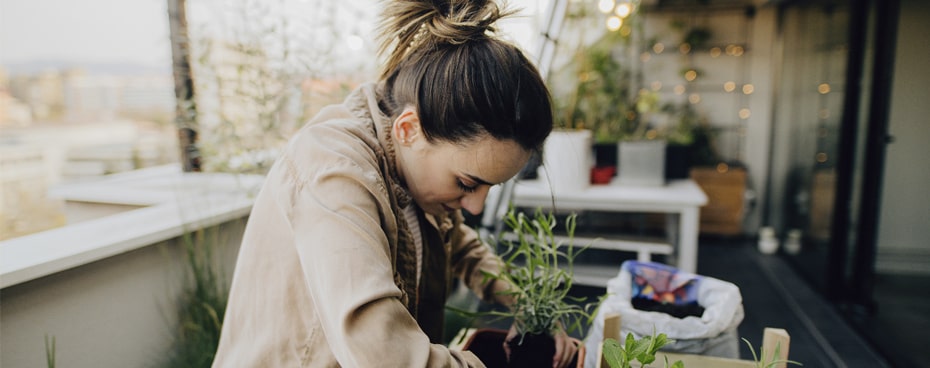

{"left": 460, "top": 185, "right": 490, "bottom": 215}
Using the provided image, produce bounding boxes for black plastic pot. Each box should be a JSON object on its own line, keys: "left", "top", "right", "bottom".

{"left": 462, "top": 328, "right": 583, "bottom": 368}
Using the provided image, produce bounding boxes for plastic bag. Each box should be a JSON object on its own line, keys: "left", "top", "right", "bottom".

{"left": 584, "top": 261, "right": 744, "bottom": 368}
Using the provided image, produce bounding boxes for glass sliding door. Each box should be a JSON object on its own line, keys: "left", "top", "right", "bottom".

{"left": 768, "top": 2, "right": 855, "bottom": 294}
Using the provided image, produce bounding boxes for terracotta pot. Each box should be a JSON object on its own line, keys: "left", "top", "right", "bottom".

{"left": 462, "top": 328, "right": 585, "bottom": 368}
{"left": 591, "top": 165, "right": 617, "bottom": 184}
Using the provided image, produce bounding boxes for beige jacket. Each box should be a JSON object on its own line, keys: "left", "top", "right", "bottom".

{"left": 213, "top": 83, "right": 503, "bottom": 367}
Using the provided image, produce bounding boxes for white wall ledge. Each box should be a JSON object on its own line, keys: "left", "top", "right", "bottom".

{"left": 0, "top": 165, "right": 264, "bottom": 289}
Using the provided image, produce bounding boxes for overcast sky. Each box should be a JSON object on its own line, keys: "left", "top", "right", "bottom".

{"left": 0, "top": 0, "right": 544, "bottom": 72}
{"left": 0, "top": 0, "right": 172, "bottom": 67}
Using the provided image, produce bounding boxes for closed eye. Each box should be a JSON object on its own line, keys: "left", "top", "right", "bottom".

{"left": 456, "top": 179, "right": 478, "bottom": 193}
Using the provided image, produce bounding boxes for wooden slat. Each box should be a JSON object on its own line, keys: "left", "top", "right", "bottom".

{"left": 658, "top": 352, "right": 757, "bottom": 368}
{"left": 762, "top": 328, "right": 791, "bottom": 368}
{"left": 598, "top": 313, "right": 623, "bottom": 368}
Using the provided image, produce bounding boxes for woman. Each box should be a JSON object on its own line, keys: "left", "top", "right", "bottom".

{"left": 212, "top": 0, "right": 573, "bottom": 366}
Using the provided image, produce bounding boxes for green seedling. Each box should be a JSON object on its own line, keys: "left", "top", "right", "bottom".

{"left": 602, "top": 328, "right": 684, "bottom": 368}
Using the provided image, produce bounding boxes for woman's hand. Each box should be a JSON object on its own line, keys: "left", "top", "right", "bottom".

{"left": 502, "top": 323, "right": 577, "bottom": 368}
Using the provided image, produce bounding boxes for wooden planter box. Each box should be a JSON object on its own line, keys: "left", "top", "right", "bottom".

{"left": 690, "top": 167, "right": 747, "bottom": 236}
{"left": 596, "top": 314, "right": 792, "bottom": 368}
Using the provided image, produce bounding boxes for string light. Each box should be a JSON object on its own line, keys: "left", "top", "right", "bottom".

{"left": 653, "top": 43, "right": 665, "bottom": 54}
{"left": 816, "top": 152, "right": 828, "bottom": 163}
{"left": 578, "top": 0, "right": 763, "bottom": 164}
{"left": 684, "top": 70, "right": 697, "bottom": 81}
{"left": 620, "top": 25, "right": 632, "bottom": 36}
{"left": 724, "top": 81, "right": 736, "bottom": 92}
{"left": 732, "top": 45, "right": 744, "bottom": 56}
{"left": 615, "top": 2, "right": 633, "bottom": 17}
{"left": 739, "top": 108, "right": 751, "bottom": 119}
{"left": 818, "top": 83, "right": 831, "bottom": 94}
{"left": 606, "top": 16, "right": 622, "bottom": 31}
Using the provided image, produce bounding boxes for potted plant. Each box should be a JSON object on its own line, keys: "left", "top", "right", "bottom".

{"left": 456, "top": 208, "right": 597, "bottom": 368}
{"left": 541, "top": 1, "right": 637, "bottom": 190}
{"left": 549, "top": 2, "right": 679, "bottom": 187}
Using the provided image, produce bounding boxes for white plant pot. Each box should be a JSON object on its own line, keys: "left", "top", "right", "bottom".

{"left": 758, "top": 227, "right": 779, "bottom": 254}
{"left": 539, "top": 129, "right": 592, "bottom": 193}
{"left": 617, "top": 140, "right": 666, "bottom": 186}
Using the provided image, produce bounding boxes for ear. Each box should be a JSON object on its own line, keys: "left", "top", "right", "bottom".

{"left": 392, "top": 106, "right": 421, "bottom": 146}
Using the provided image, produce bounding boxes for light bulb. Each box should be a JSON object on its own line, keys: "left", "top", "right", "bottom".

{"left": 615, "top": 2, "right": 632, "bottom": 17}
{"left": 606, "top": 16, "right": 622, "bottom": 31}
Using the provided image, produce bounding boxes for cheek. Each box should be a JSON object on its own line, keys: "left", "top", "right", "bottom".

{"left": 410, "top": 163, "right": 454, "bottom": 200}
{"left": 423, "top": 178, "right": 459, "bottom": 201}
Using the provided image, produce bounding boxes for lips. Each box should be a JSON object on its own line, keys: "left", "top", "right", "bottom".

{"left": 441, "top": 204, "right": 457, "bottom": 212}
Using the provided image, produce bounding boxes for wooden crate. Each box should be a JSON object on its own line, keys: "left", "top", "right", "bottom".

{"left": 596, "top": 313, "right": 793, "bottom": 368}
{"left": 690, "top": 167, "right": 748, "bottom": 236}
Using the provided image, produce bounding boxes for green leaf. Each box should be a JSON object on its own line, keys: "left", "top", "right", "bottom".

{"left": 654, "top": 333, "right": 669, "bottom": 351}
{"left": 629, "top": 337, "right": 649, "bottom": 357}
{"left": 603, "top": 338, "right": 627, "bottom": 368}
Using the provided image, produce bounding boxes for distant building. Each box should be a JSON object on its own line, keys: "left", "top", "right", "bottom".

{"left": 0, "top": 146, "right": 66, "bottom": 240}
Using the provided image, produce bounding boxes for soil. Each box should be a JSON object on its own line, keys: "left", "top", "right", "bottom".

{"left": 631, "top": 297, "right": 705, "bottom": 318}
{"left": 464, "top": 329, "right": 581, "bottom": 368}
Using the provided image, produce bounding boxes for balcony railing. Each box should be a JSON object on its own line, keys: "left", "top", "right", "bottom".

{"left": 0, "top": 165, "right": 262, "bottom": 367}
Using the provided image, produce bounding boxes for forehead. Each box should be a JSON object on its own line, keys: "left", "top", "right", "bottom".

{"left": 441, "top": 137, "right": 529, "bottom": 183}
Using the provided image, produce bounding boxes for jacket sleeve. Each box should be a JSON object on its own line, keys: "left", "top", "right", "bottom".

{"left": 447, "top": 213, "right": 512, "bottom": 305}
{"left": 283, "top": 124, "right": 485, "bottom": 368}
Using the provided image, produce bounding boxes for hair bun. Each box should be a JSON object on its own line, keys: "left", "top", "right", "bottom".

{"left": 426, "top": 0, "right": 505, "bottom": 44}
{"left": 378, "top": 0, "right": 516, "bottom": 77}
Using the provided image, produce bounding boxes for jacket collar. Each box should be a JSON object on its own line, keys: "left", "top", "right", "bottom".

{"left": 346, "top": 82, "right": 413, "bottom": 210}
{"left": 349, "top": 82, "right": 455, "bottom": 229}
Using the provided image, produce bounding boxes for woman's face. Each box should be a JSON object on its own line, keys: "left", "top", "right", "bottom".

{"left": 393, "top": 108, "right": 531, "bottom": 217}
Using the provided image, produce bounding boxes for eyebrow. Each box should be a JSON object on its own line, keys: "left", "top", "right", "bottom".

{"left": 464, "top": 174, "right": 494, "bottom": 186}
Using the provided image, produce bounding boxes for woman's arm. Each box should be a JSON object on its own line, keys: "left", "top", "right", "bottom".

{"left": 446, "top": 214, "right": 517, "bottom": 306}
